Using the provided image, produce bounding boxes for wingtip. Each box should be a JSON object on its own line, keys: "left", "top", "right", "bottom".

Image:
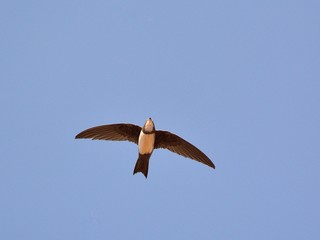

{"left": 210, "top": 161, "right": 216, "bottom": 169}
{"left": 75, "top": 132, "right": 86, "bottom": 139}
{"left": 205, "top": 158, "right": 215, "bottom": 169}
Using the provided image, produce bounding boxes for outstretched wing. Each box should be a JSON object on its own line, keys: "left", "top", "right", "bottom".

{"left": 75, "top": 124, "right": 141, "bottom": 144}
{"left": 154, "top": 130, "right": 215, "bottom": 169}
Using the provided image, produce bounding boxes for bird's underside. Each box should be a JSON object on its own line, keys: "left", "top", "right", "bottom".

{"left": 75, "top": 119, "right": 215, "bottom": 178}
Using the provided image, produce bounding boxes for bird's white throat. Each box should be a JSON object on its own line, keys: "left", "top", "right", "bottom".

{"left": 144, "top": 119, "right": 154, "bottom": 132}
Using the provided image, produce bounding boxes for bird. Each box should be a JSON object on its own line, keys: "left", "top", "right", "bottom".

{"left": 75, "top": 118, "right": 215, "bottom": 178}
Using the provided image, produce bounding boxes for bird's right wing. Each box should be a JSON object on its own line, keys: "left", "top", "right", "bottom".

{"left": 75, "top": 124, "right": 141, "bottom": 144}
{"left": 154, "top": 130, "right": 215, "bottom": 169}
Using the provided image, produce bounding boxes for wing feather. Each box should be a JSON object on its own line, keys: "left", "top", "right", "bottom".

{"left": 75, "top": 124, "right": 141, "bottom": 144}
{"left": 154, "top": 130, "right": 215, "bottom": 169}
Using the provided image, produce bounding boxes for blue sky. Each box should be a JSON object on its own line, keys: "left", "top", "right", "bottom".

{"left": 1, "top": 0, "right": 320, "bottom": 239}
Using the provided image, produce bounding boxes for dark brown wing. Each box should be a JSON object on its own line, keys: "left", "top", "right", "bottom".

{"left": 154, "top": 130, "right": 215, "bottom": 169}
{"left": 75, "top": 124, "right": 141, "bottom": 144}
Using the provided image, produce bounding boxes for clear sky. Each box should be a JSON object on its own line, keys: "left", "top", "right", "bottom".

{"left": 1, "top": 0, "right": 320, "bottom": 239}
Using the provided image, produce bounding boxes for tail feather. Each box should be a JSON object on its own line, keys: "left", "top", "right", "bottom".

{"left": 133, "top": 154, "right": 151, "bottom": 178}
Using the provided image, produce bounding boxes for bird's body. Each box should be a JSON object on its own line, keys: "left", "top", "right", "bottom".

{"left": 75, "top": 118, "right": 215, "bottom": 178}
{"left": 138, "top": 132, "right": 155, "bottom": 154}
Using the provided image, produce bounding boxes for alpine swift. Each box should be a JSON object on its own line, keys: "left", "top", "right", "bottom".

{"left": 75, "top": 118, "right": 215, "bottom": 178}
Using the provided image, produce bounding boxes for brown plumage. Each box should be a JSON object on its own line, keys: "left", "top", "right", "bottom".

{"left": 133, "top": 154, "right": 151, "bottom": 178}
{"left": 75, "top": 124, "right": 141, "bottom": 143}
{"left": 75, "top": 118, "right": 215, "bottom": 178}
{"left": 154, "top": 131, "right": 215, "bottom": 169}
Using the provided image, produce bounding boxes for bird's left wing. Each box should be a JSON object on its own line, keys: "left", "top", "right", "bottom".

{"left": 75, "top": 124, "right": 141, "bottom": 144}
{"left": 154, "top": 130, "right": 215, "bottom": 169}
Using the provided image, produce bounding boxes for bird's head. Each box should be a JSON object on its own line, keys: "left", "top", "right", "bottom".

{"left": 143, "top": 118, "right": 155, "bottom": 133}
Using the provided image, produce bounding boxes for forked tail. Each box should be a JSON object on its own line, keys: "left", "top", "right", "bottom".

{"left": 133, "top": 154, "right": 151, "bottom": 178}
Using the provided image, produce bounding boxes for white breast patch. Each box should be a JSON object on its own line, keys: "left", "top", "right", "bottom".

{"left": 138, "top": 131, "right": 155, "bottom": 154}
